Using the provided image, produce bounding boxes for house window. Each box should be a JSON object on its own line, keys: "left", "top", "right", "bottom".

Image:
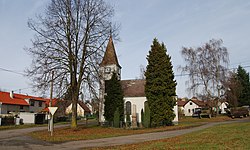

{"left": 126, "top": 101, "right": 131, "bottom": 115}
{"left": 192, "top": 109, "right": 194, "bottom": 113}
{"left": 39, "top": 101, "right": 43, "bottom": 107}
{"left": 190, "top": 102, "right": 193, "bottom": 105}
{"left": 188, "top": 109, "right": 191, "bottom": 113}
{"left": 30, "top": 100, "right": 35, "bottom": 106}
{"left": 20, "top": 106, "right": 24, "bottom": 110}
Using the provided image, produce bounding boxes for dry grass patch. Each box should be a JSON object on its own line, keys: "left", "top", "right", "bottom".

{"left": 29, "top": 115, "right": 234, "bottom": 142}
{"left": 29, "top": 123, "right": 201, "bottom": 142}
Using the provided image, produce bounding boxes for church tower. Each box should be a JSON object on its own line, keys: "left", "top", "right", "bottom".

{"left": 99, "top": 35, "right": 121, "bottom": 123}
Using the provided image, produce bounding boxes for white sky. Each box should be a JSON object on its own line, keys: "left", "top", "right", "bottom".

{"left": 0, "top": 0, "right": 250, "bottom": 98}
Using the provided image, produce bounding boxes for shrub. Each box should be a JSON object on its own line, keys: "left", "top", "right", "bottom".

{"left": 1, "top": 116, "right": 15, "bottom": 126}
{"left": 141, "top": 109, "right": 144, "bottom": 127}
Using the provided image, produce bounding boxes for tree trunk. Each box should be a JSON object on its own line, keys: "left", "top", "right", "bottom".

{"left": 71, "top": 92, "right": 78, "bottom": 129}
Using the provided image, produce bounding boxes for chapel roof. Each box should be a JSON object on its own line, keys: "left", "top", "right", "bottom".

{"left": 121, "top": 79, "right": 146, "bottom": 97}
{"left": 100, "top": 36, "right": 121, "bottom": 68}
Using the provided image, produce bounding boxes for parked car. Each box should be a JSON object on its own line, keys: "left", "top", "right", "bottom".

{"left": 228, "top": 107, "right": 249, "bottom": 119}
{"left": 199, "top": 107, "right": 213, "bottom": 118}
{"left": 192, "top": 108, "right": 201, "bottom": 118}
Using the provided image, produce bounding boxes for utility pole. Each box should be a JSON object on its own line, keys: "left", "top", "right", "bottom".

{"left": 48, "top": 71, "right": 54, "bottom": 132}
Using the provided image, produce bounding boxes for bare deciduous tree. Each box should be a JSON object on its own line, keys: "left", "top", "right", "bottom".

{"left": 137, "top": 64, "right": 145, "bottom": 79}
{"left": 180, "top": 39, "right": 229, "bottom": 111}
{"left": 25, "top": 0, "right": 118, "bottom": 128}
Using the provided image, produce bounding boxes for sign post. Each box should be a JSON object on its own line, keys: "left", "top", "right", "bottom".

{"left": 48, "top": 107, "right": 58, "bottom": 136}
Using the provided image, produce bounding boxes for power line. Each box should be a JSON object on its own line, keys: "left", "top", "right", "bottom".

{"left": 0, "top": 67, "right": 25, "bottom": 76}
{"left": 175, "top": 65, "right": 250, "bottom": 77}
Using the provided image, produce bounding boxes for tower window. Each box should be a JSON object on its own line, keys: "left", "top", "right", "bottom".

{"left": 104, "top": 67, "right": 111, "bottom": 73}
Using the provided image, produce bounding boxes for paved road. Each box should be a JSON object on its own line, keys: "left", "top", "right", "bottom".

{"left": 0, "top": 118, "right": 249, "bottom": 150}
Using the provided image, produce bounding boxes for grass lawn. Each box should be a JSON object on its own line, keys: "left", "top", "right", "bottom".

{"left": 29, "top": 115, "right": 234, "bottom": 142}
{"left": 90, "top": 121, "right": 250, "bottom": 150}
{"left": 0, "top": 124, "right": 46, "bottom": 131}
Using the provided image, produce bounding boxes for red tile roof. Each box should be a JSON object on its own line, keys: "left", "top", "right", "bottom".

{"left": 0, "top": 91, "right": 46, "bottom": 106}
{"left": 121, "top": 79, "right": 146, "bottom": 97}
{"left": 191, "top": 99, "right": 206, "bottom": 107}
{"left": 177, "top": 100, "right": 186, "bottom": 106}
{"left": 177, "top": 98, "right": 206, "bottom": 107}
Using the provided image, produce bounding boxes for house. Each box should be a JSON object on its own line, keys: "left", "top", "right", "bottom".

{"left": 218, "top": 101, "right": 228, "bottom": 114}
{"left": 178, "top": 97, "right": 206, "bottom": 116}
{"left": 0, "top": 91, "right": 47, "bottom": 114}
{"left": 206, "top": 99, "right": 228, "bottom": 114}
{"left": 65, "top": 101, "right": 91, "bottom": 117}
{"left": 99, "top": 36, "right": 178, "bottom": 125}
{"left": 85, "top": 102, "right": 93, "bottom": 115}
{"left": 43, "top": 99, "right": 91, "bottom": 118}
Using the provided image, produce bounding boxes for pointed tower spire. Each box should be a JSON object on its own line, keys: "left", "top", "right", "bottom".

{"left": 100, "top": 36, "right": 121, "bottom": 68}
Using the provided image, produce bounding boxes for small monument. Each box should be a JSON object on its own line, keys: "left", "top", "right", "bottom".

{"left": 131, "top": 104, "right": 137, "bottom": 128}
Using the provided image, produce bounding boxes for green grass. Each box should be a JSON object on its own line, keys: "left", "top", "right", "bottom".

{"left": 97, "top": 121, "right": 250, "bottom": 150}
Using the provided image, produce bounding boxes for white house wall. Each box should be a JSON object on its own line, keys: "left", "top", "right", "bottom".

{"left": 183, "top": 101, "right": 200, "bottom": 116}
{"left": 19, "top": 112, "right": 36, "bottom": 124}
{"left": 66, "top": 103, "right": 85, "bottom": 117}
{"left": 219, "top": 102, "right": 228, "bottom": 114}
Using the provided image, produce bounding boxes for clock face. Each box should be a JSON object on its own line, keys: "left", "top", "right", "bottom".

{"left": 105, "top": 67, "right": 111, "bottom": 73}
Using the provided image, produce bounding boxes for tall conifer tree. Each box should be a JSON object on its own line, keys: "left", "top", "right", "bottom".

{"left": 104, "top": 73, "right": 124, "bottom": 124}
{"left": 237, "top": 65, "right": 250, "bottom": 106}
{"left": 145, "top": 38, "right": 177, "bottom": 127}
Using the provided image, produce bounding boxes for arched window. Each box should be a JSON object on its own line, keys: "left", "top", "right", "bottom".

{"left": 126, "top": 101, "right": 131, "bottom": 115}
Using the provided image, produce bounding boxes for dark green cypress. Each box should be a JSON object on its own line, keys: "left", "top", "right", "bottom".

{"left": 141, "top": 109, "right": 144, "bottom": 127}
{"left": 237, "top": 65, "right": 250, "bottom": 106}
{"left": 144, "top": 102, "right": 151, "bottom": 128}
{"left": 113, "top": 108, "right": 120, "bottom": 128}
{"left": 145, "top": 38, "right": 177, "bottom": 127}
{"left": 104, "top": 73, "right": 124, "bottom": 124}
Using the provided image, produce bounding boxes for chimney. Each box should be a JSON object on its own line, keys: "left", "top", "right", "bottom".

{"left": 10, "top": 91, "right": 14, "bottom": 99}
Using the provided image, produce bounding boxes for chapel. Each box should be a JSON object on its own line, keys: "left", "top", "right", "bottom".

{"left": 99, "top": 36, "right": 178, "bottom": 125}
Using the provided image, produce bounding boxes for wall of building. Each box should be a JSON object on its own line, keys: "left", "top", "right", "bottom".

{"left": 27, "top": 100, "right": 46, "bottom": 113}
{"left": 124, "top": 97, "right": 146, "bottom": 123}
{"left": 124, "top": 97, "right": 179, "bottom": 123}
{"left": 66, "top": 103, "right": 85, "bottom": 117}
{"left": 19, "top": 112, "right": 36, "bottom": 124}
{"left": 219, "top": 102, "right": 228, "bottom": 114}
{"left": 0, "top": 104, "right": 29, "bottom": 114}
{"left": 183, "top": 101, "right": 200, "bottom": 116}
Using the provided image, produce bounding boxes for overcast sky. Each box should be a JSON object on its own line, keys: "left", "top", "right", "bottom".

{"left": 1, "top": 0, "right": 250, "bottom": 98}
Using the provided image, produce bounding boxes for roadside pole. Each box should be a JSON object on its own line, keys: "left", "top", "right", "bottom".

{"left": 48, "top": 71, "right": 54, "bottom": 132}
{"left": 48, "top": 107, "right": 58, "bottom": 136}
